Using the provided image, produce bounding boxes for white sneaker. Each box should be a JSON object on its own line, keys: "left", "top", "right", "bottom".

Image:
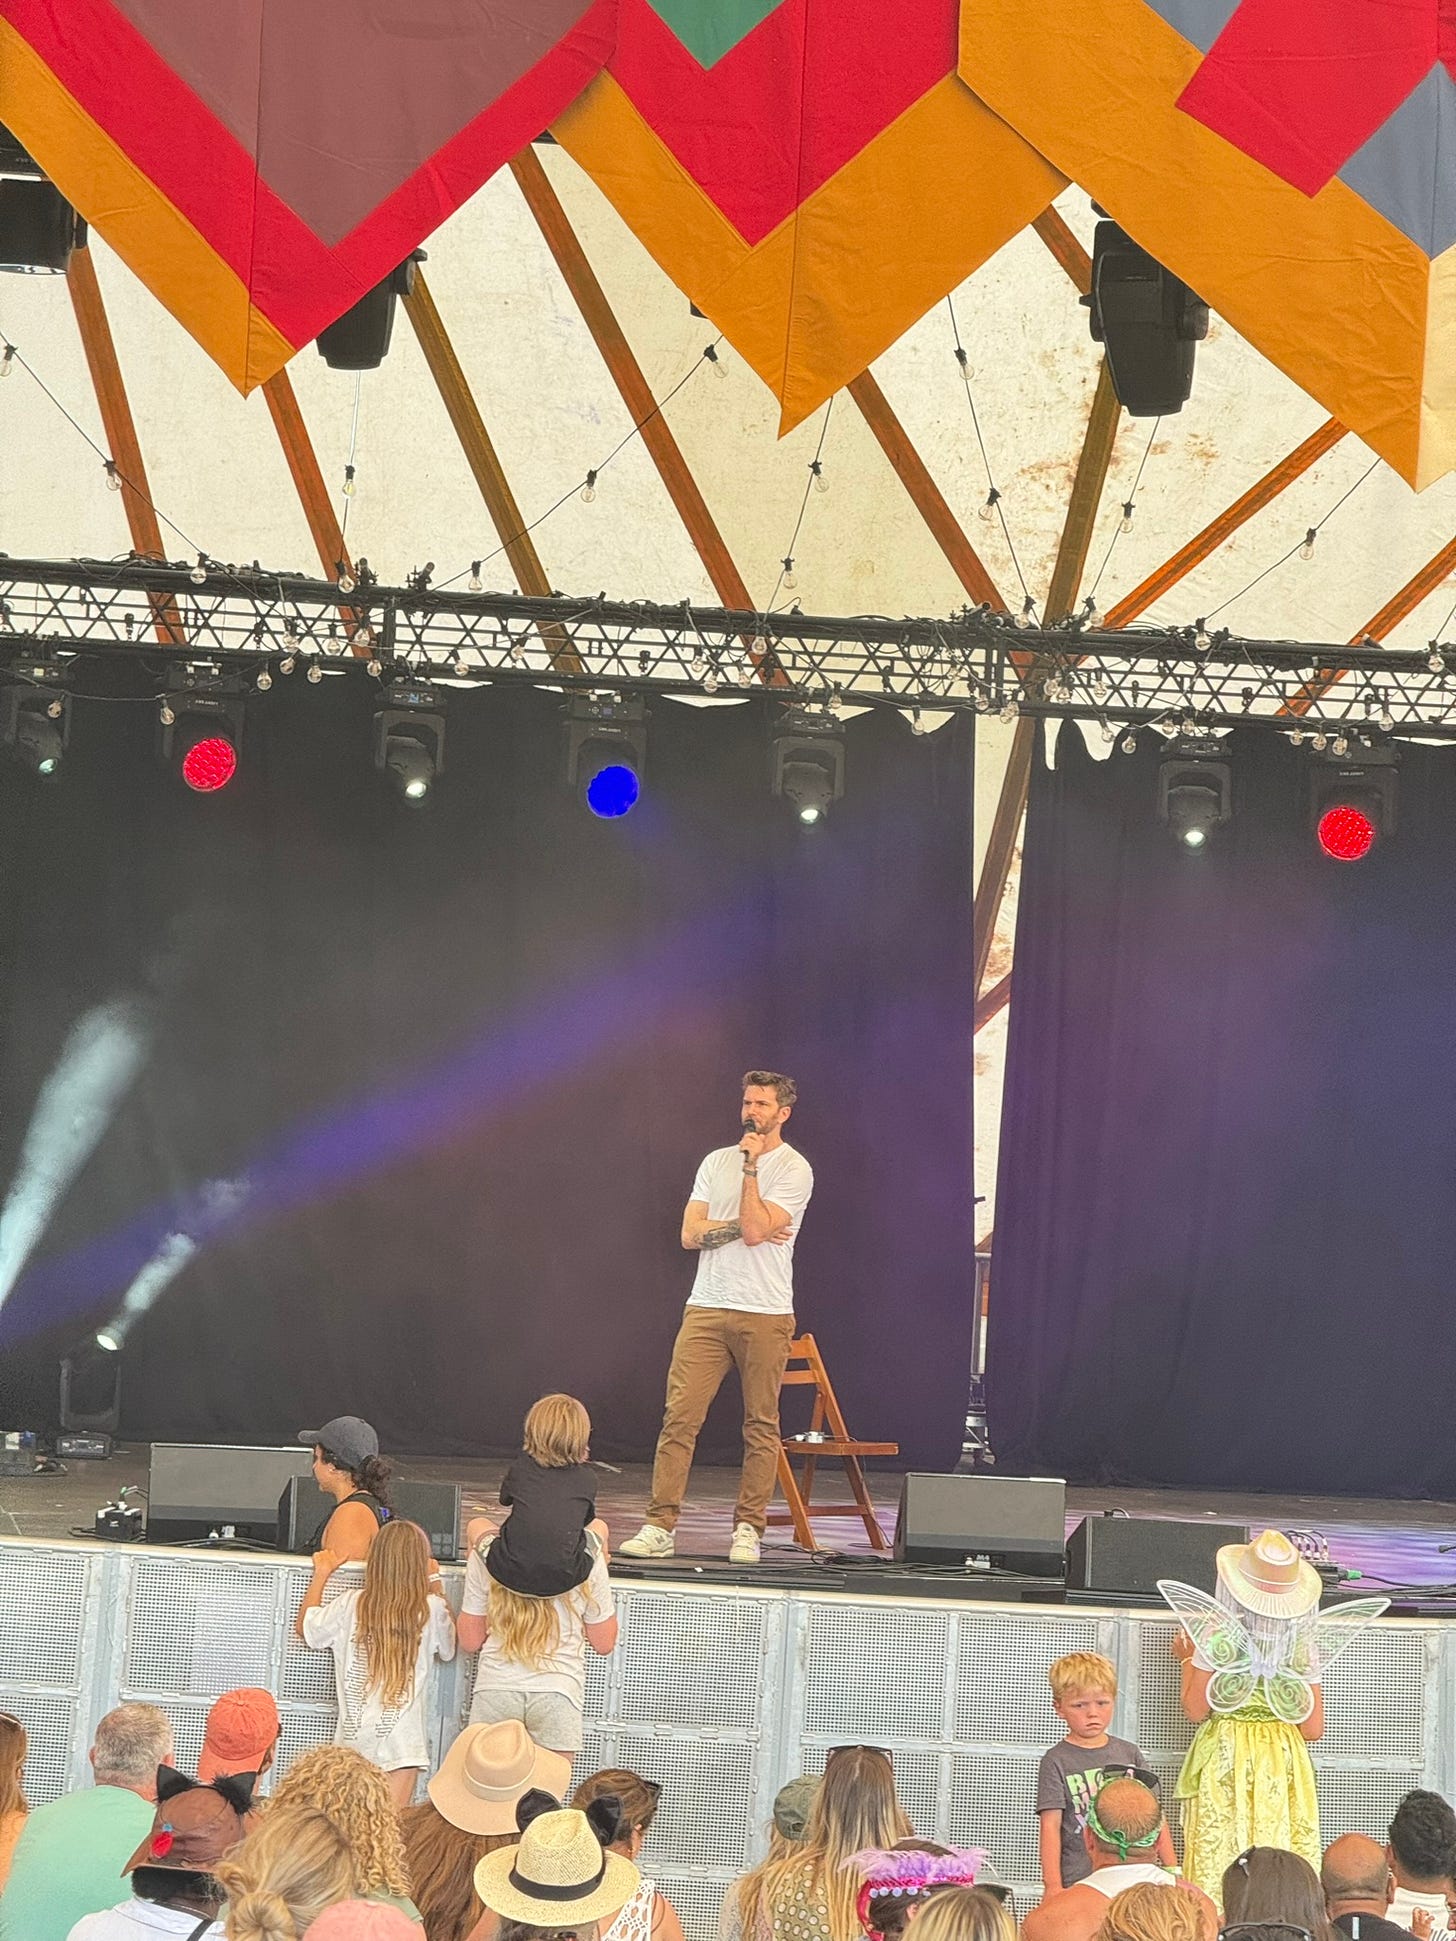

{"left": 619, "top": 1523, "right": 675, "bottom": 1559}
{"left": 729, "top": 1523, "right": 761, "bottom": 1563}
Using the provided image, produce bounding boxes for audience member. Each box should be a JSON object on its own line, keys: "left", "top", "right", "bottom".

{"left": 70, "top": 1768, "right": 253, "bottom": 1940}
{"left": 1091, "top": 1884, "right": 1205, "bottom": 1941}
{"left": 404, "top": 1723, "right": 569, "bottom": 1941}
{"left": 0, "top": 1712, "right": 28, "bottom": 1894}
{"left": 299, "top": 1419, "right": 394, "bottom": 1562}
{"left": 217, "top": 1803, "right": 356, "bottom": 1941}
{"left": 772, "top": 1781, "right": 819, "bottom": 1849}
{"left": 1037, "top": 1655, "right": 1173, "bottom": 1895}
{"left": 850, "top": 1841, "right": 989, "bottom": 1940}
{"left": 297, "top": 1520, "right": 456, "bottom": 1807}
{"left": 914, "top": 1887, "right": 1017, "bottom": 1941}
{"left": 571, "top": 1769, "right": 684, "bottom": 1941}
{"left": 470, "top": 1396, "right": 609, "bottom": 1601}
{"left": 270, "top": 1746, "right": 420, "bottom": 1921}
{"left": 1222, "top": 1847, "right": 1337, "bottom": 1941}
{"left": 0, "top": 1702, "right": 174, "bottom": 1941}
{"left": 1388, "top": 1793, "right": 1456, "bottom": 1935}
{"left": 198, "top": 1692, "right": 281, "bottom": 1787}
{"left": 468, "top": 1808, "right": 639, "bottom": 1941}
{"left": 458, "top": 1506, "right": 616, "bottom": 1759}
{"left": 730, "top": 1747, "right": 910, "bottom": 1941}
{"left": 1323, "top": 1833, "right": 1410, "bottom": 1941}
{"left": 303, "top": 1903, "right": 425, "bottom": 1938}
{"left": 1022, "top": 1779, "right": 1201, "bottom": 1941}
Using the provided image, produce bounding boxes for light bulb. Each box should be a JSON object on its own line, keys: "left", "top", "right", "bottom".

{"left": 1194, "top": 622, "right": 1211, "bottom": 653}
{"left": 1428, "top": 648, "right": 1444, "bottom": 673}
{"left": 782, "top": 558, "right": 797, "bottom": 592}
{"left": 509, "top": 639, "right": 524, "bottom": 663}
{"left": 354, "top": 626, "right": 373, "bottom": 649}
{"left": 1332, "top": 733, "right": 1349, "bottom": 755}
{"left": 189, "top": 555, "right": 207, "bottom": 584}
{"left": 1378, "top": 706, "right": 1394, "bottom": 731}
{"left": 912, "top": 710, "right": 927, "bottom": 736}
{"left": 279, "top": 654, "right": 295, "bottom": 676}
{"left": 810, "top": 461, "right": 828, "bottom": 495}
{"left": 1014, "top": 598, "right": 1035, "bottom": 630}
{"left": 704, "top": 667, "right": 720, "bottom": 692}
{"left": 0, "top": 345, "right": 14, "bottom": 378}
{"left": 256, "top": 668, "right": 272, "bottom": 691}
{"left": 1310, "top": 731, "right": 1328, "bottom": 751}
{"left": 1091, "top": 673, "right": 1109, "bottom": 701}
{"left": 1300, "top": 529, "right": 1317, "bottom": 561}
{"left": 307, "top": 661, "right": 323, "bottom": 684}
{"left": 1290, "top": 726, "right": 1304, "bottom": 747}
{"left": 580, "top": 470, "right": 597, "bottom": 504}
{"left": 979, "top": 490, "right": 1000, "bottom": 525}
{"left": 690, "top": 652, "right": 707, "bottom": 678}
{"left": 342, "top": 464, "right": 356, "bottom": 498}
{"left": 1100, "top": 720, "right": 1115, "bottom": 744}
{"left": 468, "top": 561, "right": 483, "bottom": 593}
{"left": 366, "top": 656, "right": 382, "bottom": 677}
{"left": 704, "top": 344, "right": 725, "bottom": 377}
{"left": 337, "top": 570, "right": 357, "bottom": 593}
{"left": 1121, "top": 732, "right": 1137, "bottom": 753}
{"left": 999, "top": 698, "right": 1017, "bottom": 723}
{"left": 159, "top": 701, "right": 175, "bottom": 726}
{"left": 736, "top": 658, "right": 754, "bottom": 687}
{"left": 1119, "top": 502, "right": 1135, "bottom": 536}
{"left": 105, "top": 461, "right": 121, "bottom": 492}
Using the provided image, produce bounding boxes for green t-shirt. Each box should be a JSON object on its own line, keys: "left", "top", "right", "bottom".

{"left": 0, "top": 1785, "right": 155, "bottom": 1941}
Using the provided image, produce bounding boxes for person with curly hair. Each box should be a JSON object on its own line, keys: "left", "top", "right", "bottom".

{"left": 217, "top": 1803, "right": 356, "bottom": 1940}
{"left": 269, "top": 1744, "right": 420, "bottom": 1923}
{"left": 1092, "top": 1885, "right": 1207, "bottom": 1941}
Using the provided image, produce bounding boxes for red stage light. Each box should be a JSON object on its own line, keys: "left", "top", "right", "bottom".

{"left": 180, "top": 735, "right": 237, "bottom": 792}
{"left": 1317, "top": 802, "right": 1376, "bottom": 861}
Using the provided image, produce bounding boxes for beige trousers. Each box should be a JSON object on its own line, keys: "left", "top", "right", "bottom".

{"left": 646, "top": 1305, "right": 795, "bottom": 1533}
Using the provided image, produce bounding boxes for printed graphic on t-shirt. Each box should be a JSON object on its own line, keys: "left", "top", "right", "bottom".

{"left": 1064, "top": 1765, "right": 1111, "bottom": 1827}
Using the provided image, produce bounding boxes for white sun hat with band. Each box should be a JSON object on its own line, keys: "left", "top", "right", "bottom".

{"left": 1216, "top": 1527, "right": 1321, "bottom": 1619}
{"left": 475, "top": 1807, "right": 640, "bottom": 1925}
{"left": 429, "top": 1721, "right": 571, "bottom": 1837}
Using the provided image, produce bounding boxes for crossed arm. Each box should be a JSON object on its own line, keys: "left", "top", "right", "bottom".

{"left": 680, "top": 1191, "right": 792, "bottom": 1251}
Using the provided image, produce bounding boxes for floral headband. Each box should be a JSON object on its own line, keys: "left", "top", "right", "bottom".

{"left": 848, "top": 1847, "right": 989, "bottom": 1937}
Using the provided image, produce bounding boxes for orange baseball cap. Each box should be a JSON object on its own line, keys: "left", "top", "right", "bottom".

{"left": 198, "top": 1688, "right": 280, "bottom": 1783}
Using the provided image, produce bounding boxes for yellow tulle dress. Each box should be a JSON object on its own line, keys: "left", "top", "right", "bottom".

{"left": 1176, "top": 1696, "right": 1321, "bottom": 1902}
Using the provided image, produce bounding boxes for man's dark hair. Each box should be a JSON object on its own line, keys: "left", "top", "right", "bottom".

{"left": 743, "top": 1070, "right": 797, "bottom": 1108}
{"left": 1390, "top": 1792, "right": 1456, "bottom": 1881}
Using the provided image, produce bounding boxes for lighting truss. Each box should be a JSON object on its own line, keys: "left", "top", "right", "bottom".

{"left": 6, "top": 557, "right": 1456, "bottom": 736}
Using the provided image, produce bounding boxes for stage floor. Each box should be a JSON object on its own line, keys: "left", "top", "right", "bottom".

{"left": 3, "top": 1445, "right": 1456, "bottom": 1588}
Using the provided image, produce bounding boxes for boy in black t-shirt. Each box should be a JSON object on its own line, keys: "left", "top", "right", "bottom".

{"left": 1036, "top": 1650, "right": 1177, "bottom": 1894}
{"left": 465, "top": 1394, "right": 606, "bottom": 1597}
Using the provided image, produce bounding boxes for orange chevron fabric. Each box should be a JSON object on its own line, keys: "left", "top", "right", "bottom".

{"left": 555, "top": 0, "right": 1061, "bottom": 432}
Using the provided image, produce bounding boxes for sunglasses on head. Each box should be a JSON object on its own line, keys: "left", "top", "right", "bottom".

{"left": 1098, "top": 1763, "right": 1161, "bottom": 1792}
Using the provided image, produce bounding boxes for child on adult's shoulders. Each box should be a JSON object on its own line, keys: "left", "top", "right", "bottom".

{"left": 1036, "top": 1650, "right": 1178, "bottom": 1896}
{"left": 464, "top": 1393, "right": 608, "bottom": 1593}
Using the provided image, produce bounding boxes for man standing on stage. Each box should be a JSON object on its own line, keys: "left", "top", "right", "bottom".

{"left": 620, "top": 1071, "right": 814, "bottom": 1565}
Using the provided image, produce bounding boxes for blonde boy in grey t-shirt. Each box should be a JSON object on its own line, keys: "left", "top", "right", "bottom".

{"left": 1036, "top": 1651, "right": 1178, "bottom": 1895}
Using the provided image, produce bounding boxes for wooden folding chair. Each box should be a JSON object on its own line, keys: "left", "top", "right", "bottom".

{"left": 767, "top": 1332, "right": 899, "bottom": 1552}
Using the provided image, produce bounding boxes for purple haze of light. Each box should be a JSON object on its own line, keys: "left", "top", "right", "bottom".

{"left": 0, "top": 903, "right": 752, "bottom": 1344}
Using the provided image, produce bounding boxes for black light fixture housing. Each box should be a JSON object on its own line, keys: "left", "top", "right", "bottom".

{"left": 60, "top": 1335, "right": 122, "bottom": 1437}
{"left": 374, "top": 678, "right": 446, "bottom": 802}
{"left": 770, "top": 705, "right": 845, "bottom": 824}
{"left": 0, "top": 676, "right": 70, "bottom": 775}
{"left": 1308, "top": 739, "right": 1399, "bottom": 856}
{"left": 1157, "top": 736, "right": 1231, "bottom": 849}
{"left": 159, "top": 665, "right": 246, "bottom": 787}
{"left": 1084, "top": 217, "right": 1208, "bottom": 416}
{"left": 0, "top": 123, "right": 81, "bottom": 274}
{"left": 316, "top": 251, "right": 424, "bottom": 370}
{"left": 566, "top": 691, "right": 647, "bottom": 809}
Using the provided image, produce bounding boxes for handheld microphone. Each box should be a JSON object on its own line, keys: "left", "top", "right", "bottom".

{"left": 1436, "top": 1540, "right": 1456, "bottom": 1553}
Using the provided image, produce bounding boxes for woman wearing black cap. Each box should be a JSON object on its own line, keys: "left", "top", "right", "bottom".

{"left": 299, "top": 1415, "right": 393, "bottom": 1562}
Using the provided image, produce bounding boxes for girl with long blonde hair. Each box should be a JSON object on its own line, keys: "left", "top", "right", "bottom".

{"left": 218, "top": 1803, "right": 357, "bottom": 1940}
{"left": 732, "top": 1749, "right": 911, "bottom": 1941}
{"left": 459, "top": 1399, "right": 617, "bottom": 1756}
{"left": 297, "top": 1516, "right": 456, "bottom": 1806}
{"left": 0, "top": 1712, "right": 29, "bottom": 1893}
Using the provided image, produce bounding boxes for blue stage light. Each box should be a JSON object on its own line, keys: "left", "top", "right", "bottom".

{"left": 585, "top": 761, "right": 640, "bottom": 818}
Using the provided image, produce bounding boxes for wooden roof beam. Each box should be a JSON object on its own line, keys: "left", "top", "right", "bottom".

{"left": 66, "top": 244, "right": 185, "bottom": 644}
{"left": 261, "top": 369, "right": 371, "bottom": 658}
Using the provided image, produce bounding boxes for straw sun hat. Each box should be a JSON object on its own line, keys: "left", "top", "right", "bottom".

{"left": 1216, "top": 1527, "right": 1321, "bottom": 1619}
{"left": 474, "top": 1808, "right": 639, "bottom": 1926}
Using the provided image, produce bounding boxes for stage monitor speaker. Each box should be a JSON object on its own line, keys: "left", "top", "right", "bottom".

{"left": 895, "top": 1472, "right": 1066, "bottom": 1575}
{"left": 1065, "top": 1514, "right": 1250, "bottom": 1597}
{"left": 277, "top": 1473, "right": 461, "bottom": 1564}
{"left": 147, "top": 1443, "right": 313, "bottom": 1546}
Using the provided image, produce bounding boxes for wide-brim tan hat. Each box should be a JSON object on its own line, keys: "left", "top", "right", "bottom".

{"left": 429, "top": 1722, "right": 571, "bottom": 1836}
{"left": 1216, "top": 1528, "right": 1321, "bottom": 1618}
{"left": 474, "top": 1808, "right": 639, "bottom": 1925}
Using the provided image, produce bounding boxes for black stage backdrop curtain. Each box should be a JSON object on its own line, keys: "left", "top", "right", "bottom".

{"left": 0, "top": 675, "right": 973, "bottom": 1467}
{"left": 989, "top": 722, "right": 1456, "bottom": 1498}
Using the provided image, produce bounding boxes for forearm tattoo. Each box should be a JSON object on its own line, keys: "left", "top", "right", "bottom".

{"left": 698, "top": 1220, "right": 743, "bottom": 1250}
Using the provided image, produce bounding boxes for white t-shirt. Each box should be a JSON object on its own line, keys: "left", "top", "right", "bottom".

{"left": 686, "top": 1143, "right": 814, "bottom": 1314}
{"left": 462, "top": 1539, "right": 614, "bottom": 1714}
{"left": 1391, "top": 1890, "right": 1448, "bottom": 1932}
{"left": 1083, "top": 1864, "right": 1178, "bottom": 1899}
{"left": 69, "top": 1904, "right": 225, "bottom": 1939}
{"left": 303, "top": 1585, "right": 456, "bottom": 1770}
